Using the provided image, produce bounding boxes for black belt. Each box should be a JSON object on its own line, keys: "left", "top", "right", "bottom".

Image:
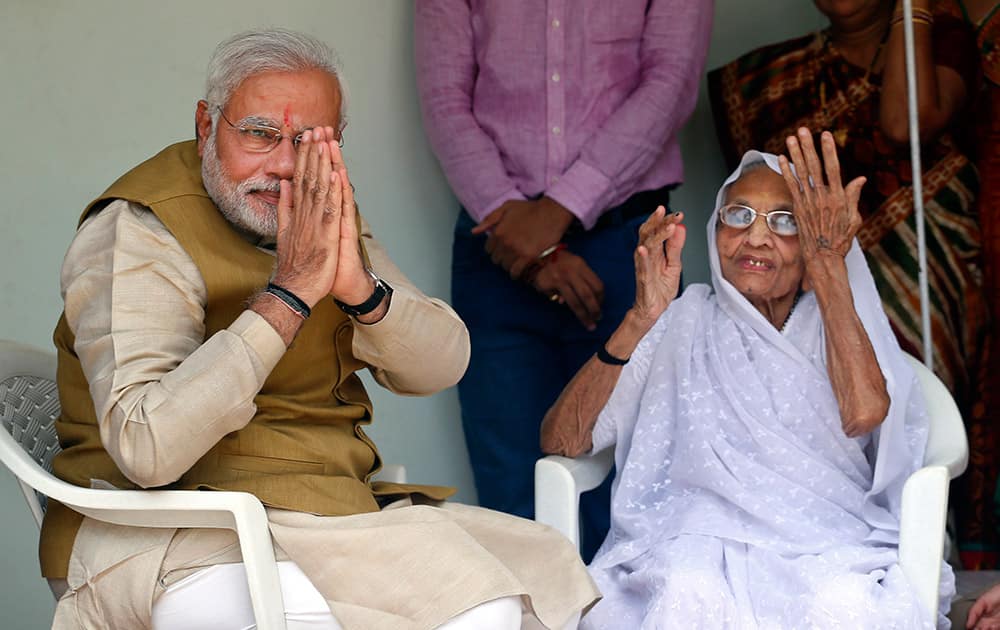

{"left": 568, "top": 184, "right": 676, "bottom": 234}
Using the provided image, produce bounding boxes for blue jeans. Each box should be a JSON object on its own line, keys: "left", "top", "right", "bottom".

{"left": 451, "top": 208, "right": 649, "bottom": 561}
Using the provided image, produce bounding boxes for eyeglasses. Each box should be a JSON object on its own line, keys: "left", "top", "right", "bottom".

{"left": 718, "top": 203, "right": 798, "bottom": 236}
{"left": 215, "top": 106, "right": 343, "bottom": 153}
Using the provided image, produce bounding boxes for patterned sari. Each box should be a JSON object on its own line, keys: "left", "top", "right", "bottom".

{"left": 708, "top": 10, "right": 995, "bottom": 567}
{"left": 958, "top": 0, "right": 1000, "bottom": 570}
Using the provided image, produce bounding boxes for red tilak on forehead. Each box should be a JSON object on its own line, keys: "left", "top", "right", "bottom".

{"left": 283, "top": 104, "right": 292, "bottom": 127}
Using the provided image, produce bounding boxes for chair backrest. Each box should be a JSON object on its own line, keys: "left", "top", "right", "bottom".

{"left": 903, "top": 354, "right": 968, "bottom": 479}
{"left": 0, "top": 340, "right": 61, "bottom": 527}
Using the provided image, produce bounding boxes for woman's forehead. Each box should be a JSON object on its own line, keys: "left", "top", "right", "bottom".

{"left": 723, "top": 167, "right": 793, "bottom": 207}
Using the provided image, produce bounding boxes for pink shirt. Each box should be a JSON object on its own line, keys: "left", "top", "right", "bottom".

{"left": 414, "top": 0, "right": 713, "bottom": 229}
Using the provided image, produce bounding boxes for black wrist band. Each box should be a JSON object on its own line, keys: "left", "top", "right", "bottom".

{"left": 334, "top": 271, "right": 393, "bottom": 317}
{"left": 266, "top": 283, "right": 311, "bottom": 319}
{"left": 596, "top": 343, "right": 629, "bottom": 366}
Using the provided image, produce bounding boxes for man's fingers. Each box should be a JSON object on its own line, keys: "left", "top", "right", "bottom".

{"left": 303, "top": 132, "right": 322, "bottom": 215}
{"left": 292, "top": 129, "right": 313, "bottom": 210}
{"left": 338, "top": 162, "right": 359, "bottom": 240}
{"left": 577, "top": 260, "right": 605, "bottom": 306}
{"left": 277, "top": 179, "right": 292, "bottom": 234}
{"left": 328, "top": 129, "right": 347, "bottom": 172}
{"left": 560, "top": 281, "right": 598, "bottom": 331}
{"left": 471, "top": 211, "right": 504, "bottom": 235}
{"left": 314, "top": 142, "right": 332, "bottom": 212}
{"left": 326, "top": 171, "right": 342, "bottom": 225}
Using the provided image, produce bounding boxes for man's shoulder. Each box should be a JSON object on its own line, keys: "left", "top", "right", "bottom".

{"left": 103, "top": 140, "right": 207, "bottom": 203}
{"left": 82, "top": 140, "right": 210, "bottom": 226}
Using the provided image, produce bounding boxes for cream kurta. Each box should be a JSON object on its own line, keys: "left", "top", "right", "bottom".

{"left": 50, "top": 200, "right": 598, "bottom": 629}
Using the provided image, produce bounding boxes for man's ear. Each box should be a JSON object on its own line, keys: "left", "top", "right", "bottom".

{"left": 195, "top": 100, "right": 212, "bottom": 157}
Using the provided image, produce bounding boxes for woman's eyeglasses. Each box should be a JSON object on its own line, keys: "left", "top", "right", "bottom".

{"left": 718, "top": 203, "right": 798, "bottom": 236}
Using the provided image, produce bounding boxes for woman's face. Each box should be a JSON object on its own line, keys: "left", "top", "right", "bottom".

{"left": 812, "top": 0, "right": 888, "bottom": 25}
{"left": 716, "top": 167, "right": 804, "bottom": 311}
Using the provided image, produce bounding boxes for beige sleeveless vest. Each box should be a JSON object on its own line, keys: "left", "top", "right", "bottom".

{"left": 41, "top": 140, "right": 452, "bottom": 578}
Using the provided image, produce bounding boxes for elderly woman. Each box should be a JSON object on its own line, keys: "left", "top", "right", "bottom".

{"left": 541, "top": 128, "right": 954, "bottom": 628}
{"left": 709, "top": 0, "right": 994, "bottom": 566}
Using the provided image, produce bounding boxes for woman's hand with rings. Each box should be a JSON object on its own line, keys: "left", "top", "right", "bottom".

{"left": 779, "top": 128, "right": 865, "bottom": 265}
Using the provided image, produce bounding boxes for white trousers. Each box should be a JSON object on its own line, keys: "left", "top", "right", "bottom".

{"left": 152, "top": 561, "right": 578, "bottom": 630}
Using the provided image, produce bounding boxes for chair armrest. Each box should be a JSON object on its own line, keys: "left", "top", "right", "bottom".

{"left": 535, "top": 448, "right": 614, "bottom": 548}
{"left": 899, "top": 464, "right": 949, "bottom": 621}
{"left": 0, "top": 428, "right": 288, "bottom": 630}
{"left": 376, "top": 464, "right": 406, "bottom": 484}
{"left": 903, "top": 354, "right": 968, "bottom": 478}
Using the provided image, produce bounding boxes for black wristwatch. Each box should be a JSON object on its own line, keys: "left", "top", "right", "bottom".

{"left": 334, "top": 268, "right": 393, "bottom": 317}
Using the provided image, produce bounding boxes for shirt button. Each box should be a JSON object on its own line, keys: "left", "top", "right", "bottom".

{"left": 552, "top": 18, "right": 561, "bottom": 28}
{"left": 552, "top": 126, "right": 561, "bottom": 135}
{"left": 551, "top": 72, "right": 560, "bottom": 83}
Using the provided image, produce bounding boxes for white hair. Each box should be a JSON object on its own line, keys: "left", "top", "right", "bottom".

{"left": 204, "top": 27, "right": 348, "bottom": 130}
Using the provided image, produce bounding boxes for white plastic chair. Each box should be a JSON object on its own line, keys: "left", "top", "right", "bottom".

{"left": 0, "top": 339, "right": 407, "bottom": 630}
{"left": 535, "top": 353, "right": 968, "bottom": 621}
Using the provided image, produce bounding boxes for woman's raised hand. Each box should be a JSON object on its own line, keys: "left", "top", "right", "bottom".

{"left": 779, "top": 128, "right": 866, "bottom": 264}
{"left": 632, "top": 207, "right": 685, "bottom": 327}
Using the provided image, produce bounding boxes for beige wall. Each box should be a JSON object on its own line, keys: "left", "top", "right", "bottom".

{"left": 0, "top": 1, "right": 825, "bottom": 625}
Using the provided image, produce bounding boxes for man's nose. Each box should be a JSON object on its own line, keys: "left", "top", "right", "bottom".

{"left": 265, "top": 137, "right": 297, "bottom": 181}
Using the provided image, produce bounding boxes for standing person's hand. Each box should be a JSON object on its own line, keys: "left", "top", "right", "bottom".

{"left": 968, "top": 583, "right": 1000, "bottom": 629}
{"left": 271, "top": 128, "right": 343, "bottom": 307}
{"left": 530, "top": 252, "right": 604, "bottom": 331}
{"left": 474, "top": 197, "right": 575, "bottom": 279}
{"left": 631, "top": 207, "right": 685, "bottom": 328}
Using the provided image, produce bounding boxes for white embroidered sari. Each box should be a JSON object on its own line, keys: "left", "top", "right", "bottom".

{"left": 583, "top": 152, "right": 955, "bottom": 629}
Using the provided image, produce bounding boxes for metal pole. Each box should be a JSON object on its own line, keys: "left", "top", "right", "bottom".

{"left": 901, "top": 0, "right": 933, "bottom": 368}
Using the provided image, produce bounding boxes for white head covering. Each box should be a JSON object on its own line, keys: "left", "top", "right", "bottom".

{"left": 707, "top": 151, "right": 922, "bottom": 533}
{"left": 585, "top": 151, "right": 945, "bottom": 627}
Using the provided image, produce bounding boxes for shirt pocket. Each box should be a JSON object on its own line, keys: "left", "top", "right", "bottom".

{"left": 584, "top": 0, "right": 647, "bottom": 43}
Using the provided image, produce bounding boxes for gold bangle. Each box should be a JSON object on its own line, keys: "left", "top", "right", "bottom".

{"left": 891, "top": 14, "right": 934, "bottom": 27}
{"left": 894, "top": 7, "right": 934, "bottom": 19}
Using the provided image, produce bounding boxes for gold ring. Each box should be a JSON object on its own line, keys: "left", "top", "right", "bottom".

{"left": 549, "top": 293, "right": 560, "bottom": 302}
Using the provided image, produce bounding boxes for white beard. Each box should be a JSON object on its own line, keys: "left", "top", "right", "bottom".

{"left": 201, "top": 132, "right": 280, "bottom": 239}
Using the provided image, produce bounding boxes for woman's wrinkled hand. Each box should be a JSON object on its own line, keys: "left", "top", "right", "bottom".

{"left": 632, "top": 207, "right": 685, "bottom": 327}
{"left": 779, "top": 128, "right": 866, "bottom": 265}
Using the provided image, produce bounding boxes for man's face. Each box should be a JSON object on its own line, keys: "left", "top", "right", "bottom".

{"left": 196, "top": 68, "right": 342, "bottom": 238}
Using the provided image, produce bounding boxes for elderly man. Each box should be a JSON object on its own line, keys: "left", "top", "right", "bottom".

{"left": 40, "top": 28, "right": 596, "bottom": 630}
